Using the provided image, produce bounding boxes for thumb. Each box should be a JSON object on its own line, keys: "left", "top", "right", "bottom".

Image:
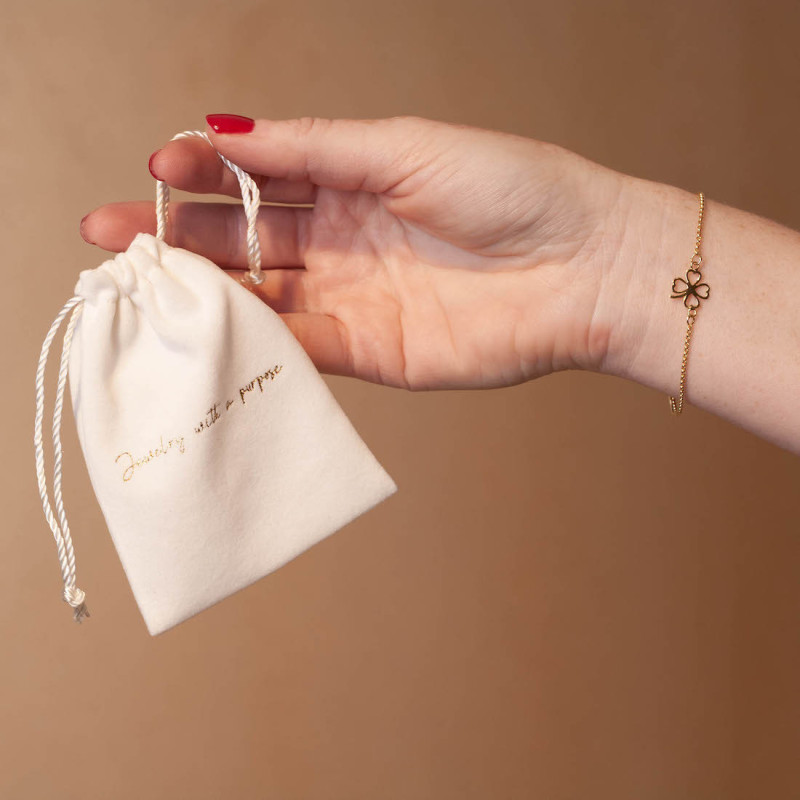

{"left": 206, "top": 114, "right": 436, "bottom": 194}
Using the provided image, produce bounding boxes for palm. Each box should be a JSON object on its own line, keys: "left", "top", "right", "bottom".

{"left": 301, "top": 159, "right": 602, "bottom": 389}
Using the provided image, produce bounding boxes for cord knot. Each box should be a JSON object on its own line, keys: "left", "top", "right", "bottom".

{"left": 63, "top": 585, "right": 90, "bottom": 623}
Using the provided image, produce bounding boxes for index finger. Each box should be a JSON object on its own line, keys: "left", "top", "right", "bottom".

{"left": 149, "top": 137, "right": 318, "bottom": 205}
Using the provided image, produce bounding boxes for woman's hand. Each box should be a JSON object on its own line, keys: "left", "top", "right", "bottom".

{"left": 81, "top": 114, "right": 634, "bottom": 390}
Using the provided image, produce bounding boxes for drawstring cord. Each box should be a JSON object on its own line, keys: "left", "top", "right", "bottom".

{"left": 34, "top": 295, "right": 89, "bottom": 623}
{"left": 35, "top": 129, "right": 260, "bottom": 625}
{"left": 155, "top": 130, "right": 264, "bottom": 285}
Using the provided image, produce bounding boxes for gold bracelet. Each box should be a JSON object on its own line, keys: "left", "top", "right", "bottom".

{"left": 668, "top": 191, "right": 710, "bottom": 415}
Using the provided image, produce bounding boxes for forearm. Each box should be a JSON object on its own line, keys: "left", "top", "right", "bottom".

{"left": 600, "top": 177, "right": 800, "bottom": 454}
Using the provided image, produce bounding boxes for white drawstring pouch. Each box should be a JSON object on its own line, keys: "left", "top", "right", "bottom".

{"left": 35, "top": 130, "right": 397, "bottom": 636}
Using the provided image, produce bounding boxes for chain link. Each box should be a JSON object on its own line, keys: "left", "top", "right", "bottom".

{"left": 668, "top": 192, "right": 707, "bottom": 416}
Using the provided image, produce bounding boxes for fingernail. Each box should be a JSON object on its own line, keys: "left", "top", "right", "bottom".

{"left": 80, "top": 213, "right": 95, "bottom": 244}
{"left": 206, "top": 113, "right": 255, "bottom": 134}
{"left": 148, "top": 149, "right": 162, "bottom": 180}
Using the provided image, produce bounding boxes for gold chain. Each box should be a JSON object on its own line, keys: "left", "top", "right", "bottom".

{"left": 668, "top": 192, "right": 709, "bottom": 415}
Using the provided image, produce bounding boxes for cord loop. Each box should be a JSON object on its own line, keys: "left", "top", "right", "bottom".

{"left": 155, "top": 130, "right": 264, "bottom": 285}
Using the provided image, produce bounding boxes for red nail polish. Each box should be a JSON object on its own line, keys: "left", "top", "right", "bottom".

{"left": 148, "top": 150, "right": 162, "bottom": 180}
{"left": 206, "top": 114, "right": 255, "bottom": 134}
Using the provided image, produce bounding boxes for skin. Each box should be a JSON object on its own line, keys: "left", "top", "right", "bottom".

{"left": 81, "top": 115, "right": 800, "bottom": 454}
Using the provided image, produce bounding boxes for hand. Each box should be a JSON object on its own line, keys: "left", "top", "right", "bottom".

{"left": 81, "top": 115, "right": 632, "bottom": 390}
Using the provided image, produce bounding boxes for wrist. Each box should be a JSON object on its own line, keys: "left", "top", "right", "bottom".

{"left": 590, "top": 173, "right": 800, "bottom": 452}
{"left": 594, "top": 176, "right": 704, "bottom": 397}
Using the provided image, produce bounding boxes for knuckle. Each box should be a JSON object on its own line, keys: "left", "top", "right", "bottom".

{"left": 291, "top": 116, "right": 332, "bottom": 138}
{"left": 387, "top": 114, "right": 427, "bottom": 127}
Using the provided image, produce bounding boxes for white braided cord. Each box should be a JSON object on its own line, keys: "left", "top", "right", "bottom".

{"left": 35, "top": 296, "right": 89, "bottom": 623}
{"left": 155, "top": 130, "right": 264, "bottom": 284}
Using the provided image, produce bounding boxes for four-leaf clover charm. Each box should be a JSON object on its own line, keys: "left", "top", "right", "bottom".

{"left": 671, "top": 266, "right": 710, "bottom": 309}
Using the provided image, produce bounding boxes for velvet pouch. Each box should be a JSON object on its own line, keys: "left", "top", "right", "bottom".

{"left": 34, "top": 131, "right": 397, "bottom": 635}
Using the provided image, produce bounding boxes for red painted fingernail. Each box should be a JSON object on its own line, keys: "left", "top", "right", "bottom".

{"left": 206, "top": 113, "right": 255, "bottom": 134}
{"left": 148, "top": 149, "right": 162, "bottom": 180}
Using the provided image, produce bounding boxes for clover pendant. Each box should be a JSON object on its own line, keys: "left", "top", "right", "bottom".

{"left": 671, "top": 256, "right": 710, "bottom": 310}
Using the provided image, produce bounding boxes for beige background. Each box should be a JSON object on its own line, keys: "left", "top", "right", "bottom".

{"left": 2, "top": 0, "right": 798, "bottom": 797}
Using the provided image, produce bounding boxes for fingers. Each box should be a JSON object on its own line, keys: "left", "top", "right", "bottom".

{"left": 81, "top": 201, "right": 311, "bottom": 269}
{"left": 206, "top": 115, "right": 439, "bottom": 195}
{"left": 150, "top": 137, "right": 318, "bottom": 205}
{"left": 278, "top": 313, "right": 354, "bottom": 378}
